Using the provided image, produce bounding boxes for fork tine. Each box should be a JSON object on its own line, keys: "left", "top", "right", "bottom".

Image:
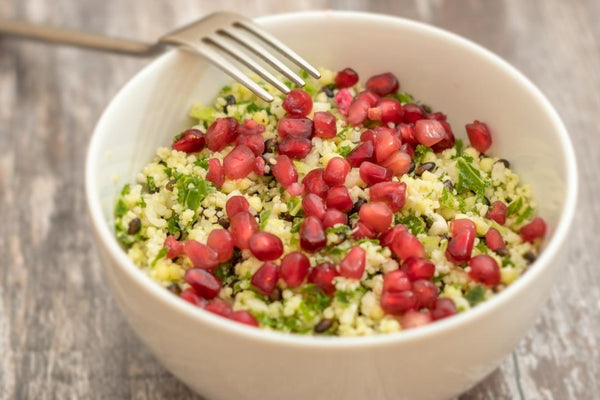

{"left": 204, "top": 34, "right": 290, "bottom": 95}
{"left": 234, "top": 20, "right": 321, "bottom": 80}
{"left": 217, "top": 27, "right": 305, "bottom": 88}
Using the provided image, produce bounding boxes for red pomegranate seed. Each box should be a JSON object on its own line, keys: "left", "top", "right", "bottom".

{"left": 314, "top": 111, "right": 337, "bottom": 138}
{"left": 379, "top": 224, "right": 407, "bottom": 248}
{"left": 412, "top": 279, "right": 438, "bottom": 309}
{"left": 485, "top": 228, "right": 505, "bottom": 251}
{"left": 205, "top": 298, "right": 233, "bottom": 317}
{"left": 367, "top": 106, "right": 382, "bottom": 121}
{"left": 272, "top": 155, "right": 298, "bottom": 188}
{"left": 469, "top": 255, "right": 501, "bottom": 286}
{"left": 520, "top": 217, "right": 547, "bottom": 242}
{"left": 346, "top": 99, "right": 370, "bottom": 126}
{"left": 373, "top": 126, "right": 402, "bottom": 163}
{"left": 402, "top": 257, "right": 435, "bottom": 281}
{"left": 184, "top": 240, "right": 219, "bottom": 271}
{"left": 359, "top": 162, "right": 392, "bottom": 185}
{"left": 334, "top": 88, "right": 353, "bottom": 116}
{"left": 396, "top": 123, "right": 417, "bottom": 145}
{"left": 402, "top": 104, "right": 425, "bottom": 124}
{"left": 335, "top": 67, "right": 359, "bottom": 88}
{"left": 300, "top": 216, "right": 327, "bottom": 252}
{"left": 278, "top": 136, "right": 312, "bottom": 159}
{"left": 237, "top": 119, "right": 265, "bottom": 136}
{"left": 366, "top": 72, "right": 399, "bottom": 96}
{"left": 236, "top": 134, "right": 265, "bottom": 156}
{"left": 302, "top": 193, "right": 327, "bottom": 220}
{"left": 205, "top": 117, "right": 238, "bottom": 151}
{"left": 338, "top": 246, "right": 366, "bottom": 279}
{"left": 254, "top": 156, "right": 266, "bottom": 175}
{"left": 391, "top": 230, "right": 425, "bottom": 261}
{"left": 308, "top": 261, "right": 338, "bottom": 295}
{"left": 466, "top": 120, "right": 492, "bottom": 153}
{"left": 446, "top": 229, "right": 475, "bottom": 263}
{"left": 426, "top": 112, "right": 447, "bottom": 121}
{"left": 431, "top": 298, "right": 457, "bottom": 320}
{"left": 206, "top": 158, "right": 225, "bottom": 188}
{"left": 486, "top": 201, "right": 508, "bottom": 225}
{"left": 286, "top": 182, "right": 304, "bottom": 197}
{"left": 323, "top": 157, "right": 351, "bottom": 186}
{"left": 402, "top": 309, "right": 433, "bottom": 329}
{"left": 229, "top": 211, "right": 258, "bottom": 249}
{"left": 450, "top": 218, "right": 477, "bottom": 237}
{"left": 207, "top": 229, "right": 234, "bottom": 262}
{"left": 400, "top": 142, "right": 416, "bottom": 158}
{"left": 380, "top": 290, "right": 416, "bottom": 315}
{"left": 282, "top": 89, "right": 313, "bottom": 117}
{"left": 360, "top": 129, "right": 376, "bottom": 143}
{"left": 353, "top": 221, "right": 378, "bottom": 239}
{"left": 382, "top": 269, "right": 412, "bottom": 293}
{"left": 230, "top": 310, "right": 259, "bottom": 327}
{"left": 369, "top": 181, "right": 407, "bottom": 212}
{"left": 356, "top": 90, "right": 380, "bottom": 107}
{"left": 430, "top": 121, "right": 456, "bottom": 153}
{"left": 164, "top": 235, "right": 185, "bottom": 259}
{"left": 280, "top": 251, "right": 310, "bottom": 287}
{"left": 184, "top": 268, "right": 221, "bottom": 299}
{"left": 359, "top": 202, "right": 393, "bottom": 232}
{"left": 322, "top": 209, "right": 348, "bottom": 229}
{"left": 346, "top": 140, "right": 375, "bottom": 167}
{"left": 180, "top": 288, "right": 208, "bottom": 307}
{"left": 377, "top": 97, "right": 404, "bottom": 124}
{"left": 415, "top": 119, "right": 446, "bottom": 147}
{"left": 226, "top": 196, "right": 250, "bottom": 218}
{"left": 380, "top": 150, "right": 412, "bottom": 177}
{"left": 277, "top": 116, "right": 314, "bottom": 138}
{"left": 172, "top": 129, "right": 205, "bottom": 153}
{"left": 223, "top": 145, "right": 255, "bottom": 179}
{"left": 325, "top": 186, "right": 353, "bottom": 212}
{"left": 249, "top": 232, "right": 284, "bottom": 261}
{"left": 302, "top": 168, "right": 329, "bottom": 198}
{"left": 251, "top": 261, "right": 279, "bottom": 296}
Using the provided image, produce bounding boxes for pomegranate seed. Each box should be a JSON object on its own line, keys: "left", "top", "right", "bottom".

{"left": 469, "top": 255, "right": 501, "bottom": 286}
{"left": 272, "top": 155, "right": 298, "bottom": 188}
{"left": 400, "top": 142, "right": 416, "bottom": 158}
{"left": 369, "top": 181, "right": 407, "bottom": 212}
{"left": 223, "top": 145, "right": 255, "bottom": 179}
{"left": 322, "top": 209, "right": 348, "bottom": 229}
{"left": 412, "top": 279, "right": 438, "bottom": 309}
{"left": 206, "top": 158, "right": 225, "bottom": 188}
{"left": 373, "top": 126, "right": 402, "bottom": 163}
{"left": 249, "top": 232, "right": 284, "bottom": 261}
{"left": 302, "top": 168, "right": 329, "bottom": 198}
{"left": 334, "top": 88, "right": 353, "bottom": 116}
{"left": 302, "top": 193, "right": 327, "bottom": 220}
{"left": 205, "top": 298, "right": 233, "bottom": 317}
{"left": 282, "top": 89, "right": 313, "bottom": 117}
{"left": 366, "top": 72, "right": 399, "bottom": 96}
{"left": 205, "top": 117, "right": 238, "bottom": 151}
{"left": 431, "top": 121, "right": 456, "bottom": 153}
{"left": 402, "top": 104, "right": 425, "bottom": 124}
{"left": 367, "top": 107, "right": 382, "bottom": 121}
{"left": 323, "top": 157, "right": 351, "bottom": 186}
{"left": 446, "top": 229, "right": 475, "bottom": 263}
{"left": 391, "top": 230, "right": 425, "bottom": 261}
{"left": 466, "top": 120, "right": 492, "bottom": 153}
{"left": 308, "top": 261, "right": 338, "bottom": 295}
{"left": 359, "top": 162, "right": 392, "bottom": 185}
{"left": 286, "top": 182, "right": 304, "bottom": 197}
{"left": 380, "top": 224, "right": 407, "bottom": 248}
{"left": 164, "top": 235, "right": 185, "bottom": 259}
{"left": 426, "top": 112, "right": 447, "bottom": 121}
{"left": 377, "top": 97, "right": 404, "bottom": 124}
{"left": 520, "top": 217, "right": 547, "bottom": 242}
{"left": 335, "top": 67, "right": 359, "bottom": 88}
{"left": 360, "top": 129, "right": 376, "bottom": 143}
{"left": 383, "top": 269, "right": 412, "bottom": 292}
{"left": 172, "top": 129, "right": 205, "bottom": 153}
{"left": 314, "top": 111, "right": 337, "bottom": 138}
{"left": 402, "top": 257, "right": 435, "bottom": 281}
{"left": 380, "top": 290, "right": 416, "bottom": 315}
{"left": 184, "top": 268, "right": 221, "bottom": 299}
{"left": 326, "top": 186, "right": 353, "bottom": 212}
{"left": 278, "top": 136, "right": 312, "bottom": 159}
{"left": 236, "top": 134, "right": 265, "bottom": 156}
{"left": 359, "top": 202, "right": 393, "bottom": 233}
{"left": 396, "top": 123, "right": 417, "bottom": 144}
{"left": 237, "top": 119, "right": 265, "bottom": 136}
{"left": 226, "top": 196, "right": 250, "bottom": 218}
{"left": 280, "top": 252, "right": 310, "bottom": 287}
{"left": 180, "top": 288, "right": 208, "bottom": 307}
{"left": 485, "top": 228, "right": 505, "bottom": 251}
{"left": 338, "top": 246, "right": 366, "bottom": 279}
{"left": 254, "top": 156, "right": 266, "bottom": 175}
{"left": 184, "top": 240, "right": 219, "bottom": 271}
{"left": 277, "top": 116, "right": 314, "bottom": 138}
{"left": 346, "top": 140, "right": 375, "bottom": 167}
{"left": 431, "top": 298, "right": 457, "bottom": 320}
{"left": 207, "top": 229, "right": 234, "bottom": 262}
{"left": 380, "top": 150, "right": 412, "bottom": 177}
{"left": 251, "top": 262, "right": 279, "bottom": 296}
{"left": 229, "top": 211, "right": 259, "bottom": 249}
{"left": 486, "top": 201, "right": 508, "bottom": 225}
{"left": 415, "top": 119, "right": 446, "bottom": 147}
{"left": 450, "top": 219, "right": 477, "bottom": 237}
{"left": 300, "top": 216, "right": 327, "bottom": 252}
{"left": 402, "top": 309, "right": 433, "bottom": 329}
{"left": 230, "top": 310, "right": 259, "bottom": 327}
{"left": 356, "top": 90, "right": 380, "bottom": 107}
{"left": 353, "top": 221, "right": 378, "bottom": 239}
{"left": 346, "top": 99, "right": 370, "bottom": 126}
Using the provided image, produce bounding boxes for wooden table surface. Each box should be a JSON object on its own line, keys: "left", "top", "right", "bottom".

{"left": 1, "top": 0, "right": 598, "bottom": 399}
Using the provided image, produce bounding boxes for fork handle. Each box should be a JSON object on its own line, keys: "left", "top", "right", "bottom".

{"left": 0, "top": 19, "right": 163, "bottom": 56}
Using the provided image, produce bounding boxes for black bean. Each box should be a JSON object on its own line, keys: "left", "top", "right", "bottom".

{"left": 349, "top": 199, "right": 367, "bottom": 216}
{"left": 269, "top": 287, "right": 282, "bottom": 302}
{"left": 166, "top": 284, "right": 181, "bottom": 296}
{"left": 444, "top": 179, "right": 454, "bottom": 191}
{"left": 496, "top": 159, "right": 510, "bottom": 168}
{"left": 494, "top": 248, "right": 510, "bottom": 257}
{"left": 314, "top": 318, "right": 333, "bottom": 333}
{"left": 483, "top": 196, "right": 491, "bottom": 206}
{"left": 264, "top": 138, "right": 277, "bottom": 154}
{"left": 415, "top": 162, "right": 436, "bottom": 176}
{"left": 165, "top": 178, "right": 178, "bottom": 191}
{"left": 281, "top": 212, "right": 295, "bottom": 222}
{"left": 523, "top": 251, "right": 536, "bottom": 264}
{"left": 322, "top": 85, "right": 334, "bottom": 98}
{"left": 127, "top": 218, "right": 141, "bottom": 235}
{"left": 218, "top": 217, "right": 230, "bottom": 229}
{"left": 408, "top": 161, "right": 416, "bottom": 174}
{"left": 230, "top": 249, "right": 243, "bottom": 267}
{"left": 223, "top": 94, "right": 236, "bottom": 114}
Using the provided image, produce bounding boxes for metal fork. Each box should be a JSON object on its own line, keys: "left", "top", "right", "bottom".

{"left": 0, "top": 12, "right": 320, "bottom": 102}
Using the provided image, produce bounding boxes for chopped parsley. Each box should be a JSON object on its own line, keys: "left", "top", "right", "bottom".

{"left": 146, "top": 176, "right": 158, "bottom": 193}
{"left": 150, "top": 248, "right": 168, "bottom": 267}
{"left": 455, "top": 157, "right": 488, "bottom": 196}
{"left": 507, "top": 197, "right": 523, "bottom": 216}
{"left": 389, "top": 92, "right": 415, "bottom": 104}
{"left": 465, "top": 285, "right": 486, "bottom": 306}
{"left": 174, "top": 175, "right": 213, "bottom": 211}
{"left": 114, "top": 199, "right": 128, "bottom": 218}
{"left": 194, "top": 156, "right": 209, "bottom": 169}
{"left": 259, "top": 209, "right": 271, "bottom": 230}
{"left": 454, "top": 139, "right": 464, "bottom": 156}
{"left": 516, "top": 206, "right": 533, "bottom": 225}
{"left": 396, "top": 211, "right": 427, "bottom": 235}
{"left": 337, "top": 145, "right": 353, "bottom": 157}
{"left": 413, "top": 144, "right": 432, "bottom": 165}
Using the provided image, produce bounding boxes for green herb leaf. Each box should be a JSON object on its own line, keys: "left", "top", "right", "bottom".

{"left": 287, "top": 197, "right": 302, "bottom": 216}
{"left": 456, "top": 157, "right": 487, "bottom": 196}
{"left": 120, "top": 184, "right": 131, "bottom": 196}
{"left": 454, "top": 139, "right": 464, "bottom": 156}
{"left": 290, "top": 218, "right": 303, "bottom": 233}
{"left": 413, "top": 144, "right": 432, "bottom": 165}
{"left": 337, "top": 145, "right": 353, "bottom": 157}
{"left": 151, "top": 248, "right": 168, "bottom": 267}
{"left": 389, "top": 92, "right": 415, "bottom": 104}
{"left": 175, "top": 175, "right": 214, "bottom": 211}
{"left": 146, "top": 176, "right": 157, "bottom": 193}
{"left": 245, "top": 102, "right": 260, "bottom": 113}
{"left": 114, "top": 199, "right": 128, "bottom": 218}
{"left": 166, "top": 215, "right": 181, "bottom": 236}
{"left": 259, "top": 209, "right": 271, "bottom": 230}
{"left": 465, "top": 285, "right": 486, "bottom": 306}
{"left": 507, "top": 197, "right": 523, "bottom": 216}
{"left": 326, "top": 224, "right": 351, "bottom": 235}
{"left": 194, "top": 156, "right": 209, "bottom": 169}
{"left": 396, "top": 211, "right": 427, "bottom": 235}
{"left": 516, "top": 206, "right": 533, "bottom": 225}
{"left": 475, "top": 241, "right": 488, "bottom": 254}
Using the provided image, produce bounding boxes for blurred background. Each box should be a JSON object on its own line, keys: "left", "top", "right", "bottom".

{"left": 0, "top": 0, "right": 597, "bottom": 399}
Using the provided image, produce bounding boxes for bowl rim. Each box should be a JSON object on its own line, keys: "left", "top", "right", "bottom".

{"left": 85, "top": 10, "right": 578, "bottom": 349}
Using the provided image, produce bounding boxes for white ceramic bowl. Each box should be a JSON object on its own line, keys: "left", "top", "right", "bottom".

{"left": 86, "top": 11, "right": 577, "bottom": 400}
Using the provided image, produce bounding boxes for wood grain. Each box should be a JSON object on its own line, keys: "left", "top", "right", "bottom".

{"left": 0, "top": 0, "right": 598, "bottom": 399}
